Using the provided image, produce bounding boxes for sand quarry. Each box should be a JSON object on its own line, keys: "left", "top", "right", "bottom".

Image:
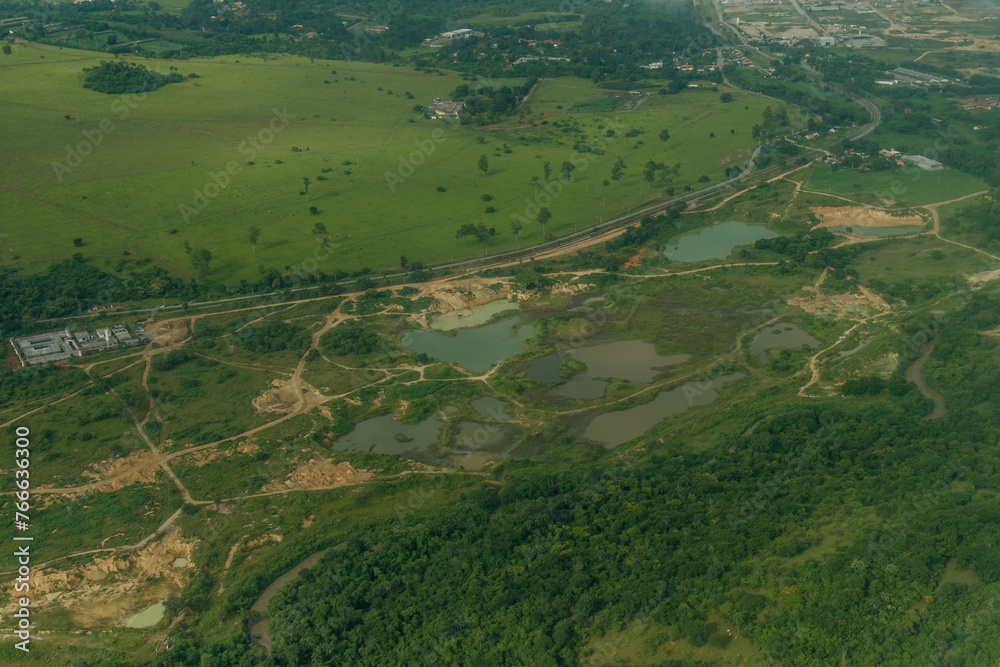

{"left": 811, "top": 206, "right": 925, "bottom": 231}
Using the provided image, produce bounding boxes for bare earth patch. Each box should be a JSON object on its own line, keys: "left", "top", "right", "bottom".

{"left": 811, "top": 206, "right": 924, "bottom": 230}
{"left": 261, "top": 458, "right": 372, "bottom": 493}
{"left": 252, "top": 378, "right": 300, "bottom": 414}
{"left": 50, "top": 450, "right": 162, "bottom": 494}
{"left": 9, "top": 528, "right": 196, "bottom": 628}
{"left": 148, "top": 318, "right": 189, "bottom": 345}
{"left": 965, "top": 268, "right": 1000, "bottom": 289}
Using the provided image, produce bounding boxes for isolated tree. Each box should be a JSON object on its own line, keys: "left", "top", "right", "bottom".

{"left": 248, "top": 226, "right": 261, "bottom": 254}
{"left": 190, "top": 248, "right": 213, "bottom": 283}
{"left": 611, "top": 156, "right": 627, "bottom": 182}
{"left": 643, "top": 159, "right": 661, "bottom": 189}
{"left": 537, "top": 207, "right": 552, "bottom": 239}
{"left": 720, "top": 92, "right": 733, "bottom": 103}
{"left": 302, "top": 176, "right": 312, "bottom": 200}
{"left": 73, "top": 238, "right": 84, "bottom": 247}
{"left": 313, "top": 221, "right": 327, "bottom": 238}
{"left": 400, "top": 255, "right": 408, "bottom": 269}
{"left": 543, "top": 161, "right": 552, "bottom": 182}
{"left": 478, "top": 154, "right": 489, "bottom": 176}
{"left": 659, "top": 129, "right": 670, "bottom": 142}
{"left": 560, "top": 161, "right": 575, "bottom": 181}
{"left": 309, "top": 206, "right": 319, "bottom": 215}
{"left": 2, "top": 44, "right": 11, "bottom": 56}
{"left": 510, "top": 217, "right": 523, "bottom": 250}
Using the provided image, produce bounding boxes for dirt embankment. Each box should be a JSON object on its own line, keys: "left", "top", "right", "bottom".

{"left": 422, "top": 277, "right": 512, "bottom": 312}
{"left": 811, "top": 206, "right": 924, "bottom": 230}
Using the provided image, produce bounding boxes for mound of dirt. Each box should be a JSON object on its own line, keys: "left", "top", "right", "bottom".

{"left": 261, "top": 458, "right": 372, "bottom": 493}
{"left": 148, "top": 318, "right": 189, "bottom": 345}
{"left": 253, "top": 378, "right": 300, "bottom": 414}
{"left": 426, "top": 278, "right": 512, "bottom": 312}
{"left": 811, "top": 206, "right": 923, "bottom": 229}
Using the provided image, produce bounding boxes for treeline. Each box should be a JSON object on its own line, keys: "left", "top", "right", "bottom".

{"left": 241, "top": 369, "right": 1000, "bottom": 666}
{"left": 0, "top": 255, "right": 190, "bottom": 334}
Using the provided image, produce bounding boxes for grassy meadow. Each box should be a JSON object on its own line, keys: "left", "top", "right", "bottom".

{"left": 0, "top": 41, "right": 780, "bottom": 284}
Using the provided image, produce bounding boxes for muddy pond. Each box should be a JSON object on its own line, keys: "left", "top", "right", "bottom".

{"left": 583, "top": 373, "right": 746, "bottom": 448}
{"left": 429, "top": 300, "right": 519, "bottom": 330}
{"left": 527, "top": 340, "right": 692, "bottom": 400}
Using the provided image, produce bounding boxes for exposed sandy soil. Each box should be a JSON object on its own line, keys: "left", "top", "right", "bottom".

{"left": 965, "top": 268, "right": 1000, "bottom": 289}
{"left": 253, "top": 378, "right": 302, "bottom": 414}
{"left": 811, "top": 206, "right": 924, "bottom": 230}
{"left": 11, "top": 528, "right": 195, "bottom": 628}
{"left": 261, "top": 458, "right": 372, "bottom": 493}
{"left": 421, "top": 277, "right": 512, "bottom": 312}
{"left": 147, "top": 318, "right": 189, "bottom": 345}
{"left": 57, "top": 450, "right": 161, "bottom": 494}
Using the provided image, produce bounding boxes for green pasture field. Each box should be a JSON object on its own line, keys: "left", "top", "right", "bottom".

{"left": 803, "top": 163, "right": 986, "bottom": 206}
{"left": 0, "top": 42, "right": 782, "bottom": 286}
{"left": 847, "top": 235, "right": 997, "bottom": 287}
{"left": 144, "top": 353, "right": 279, "bottom": 447}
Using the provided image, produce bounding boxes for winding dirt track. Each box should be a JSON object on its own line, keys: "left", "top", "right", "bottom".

{"left": 12, "top": 183, "right": 994, "bottom": 566}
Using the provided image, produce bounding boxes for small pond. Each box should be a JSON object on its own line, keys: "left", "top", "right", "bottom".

{"left": 402, "top": 318, "right": 535, "bottom": 373}
{"left": 583, "top": 373, "right": 745, "bottom": 448}
{"left": 125, "top": 600, "right": 166, "bottom": 629}
{"left": 663, "top": 221, "right": 780, "bottom": 262}
{"left": 749, "top": 323, "right": 820, "bottom": 364}
{"left": 330, "top": 414, "right": 442, "bottom": 456}
{"left": 430, "top": 300, "right": 518, "bottom": 330}
{"left": 471, "top": 397, "right": 511, "bottom": 421}
{"left": 558, "top": 340, "right": 691, "bottom": 399}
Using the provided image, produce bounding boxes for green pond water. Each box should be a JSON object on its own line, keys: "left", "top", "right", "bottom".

{"left": 125, "top": 600, "right": 166, "bottom": 629}
{"left": 402, "top": 318, "right": 535, "bottom": 373}
{"left": 330, "top": 414, "right": 442, "bottom": 456}
{"left": 749, "top": 323, "right": 820, "bottom": 364}
{"left": 526, "top": 353, "right": 562, "bottom": 382}
{"left": 471, "top": 397, "right": 511, "bottom": 421}
{"left": 584, "top": 373, "right": 745, "bottom": 448}
{"left": 663, "top": 221, "right": 780, "bottom": 262}
{"left": 429, "top": 300, "right": 519, "bottom": 330}
{"left": 829, "top": 225, "right": 924, "bottom": 238}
